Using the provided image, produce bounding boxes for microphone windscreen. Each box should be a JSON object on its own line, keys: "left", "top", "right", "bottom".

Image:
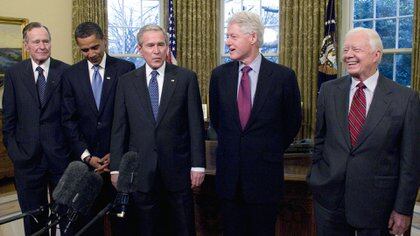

{"left": 70, "top": 171, "right": 103, "bottom": 214}
{"left": 53, "top": 161, "right": 89, "bottom": 205}
{"left": 117, "top": 151, "right": 139, "bottom": 193}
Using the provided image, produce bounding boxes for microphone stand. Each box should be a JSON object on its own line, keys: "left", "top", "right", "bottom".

{"left": 75, "top": 203, "right": 113, "bottom": 236}
{"left": 0, "top": 205, "right": 48, "bottom": 225}
{"left": 31, "top": 215, "right": 64, "bottom": 236}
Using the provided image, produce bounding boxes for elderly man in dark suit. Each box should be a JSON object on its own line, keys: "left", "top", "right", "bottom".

{"left": 209, "top": 12, "right": 302, "bottom": 236}
{"left": 2, "top": 22, "right": 70, "bottom": 235}
{"left": 307, "top": 27, "right": 419, "bottom": 236}
{"left": 61, "top": 22, "right": 135, "bottom": 235}
{"left": 110, "top": 24, "right": 205, "bottom": 236}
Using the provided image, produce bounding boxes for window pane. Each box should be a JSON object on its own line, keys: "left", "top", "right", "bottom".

{"left": 122, "top": 57, "right": 145, "bottom": 68}
{"left": 378, "top": 53, "right": 394, "bottom": 79}
{"left": 398, "top": 17, "right": 413, "bottom": 48}
{"left": 353, "top": 20, "right": 373, "bottom": 28}
{"left": 224, "top": 0, "right": 242, "bottom": 26}
{"left": 354, "top": 0, "right": 373, "bottom": 19}
{"left": 261, "top": 27, "right": 278, "bottom": 53}
{"left": 108, "top": 26, "right": 138, "bottom": 54}
{"left": 400, "top": 0, "right": 414, "bottom": 16}
{"left": 242, "top": 0, "right": 260, "bottom": 14}
{"left": 395, "top": 53, "right": 411, "bottom": 86}
{"left": 376, "top": 19, "right": 396, "bottom": 48}
{"left": 376, "top": 0, "right": 396, "bottom": 17}
{"left": 265, "top": 56, "right": 279, "bottom": 63}
{"left": 261, "top": 0, "right": 279, "bottom": 26}
{"left": 222, "top": 57, "right": 232, "bottom": 63}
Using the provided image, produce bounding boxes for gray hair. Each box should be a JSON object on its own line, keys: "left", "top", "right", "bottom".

{"left": 345, "top": 27, "right": 383, "bottom": 53}
{"left": 228, "top": 11, "right": 264, "bottom": 47}
{"left": 22, "top": 22, "right": 51, "bottom": 42}
{"left": 137, "top": 24, "right": 169, "bottom": 46}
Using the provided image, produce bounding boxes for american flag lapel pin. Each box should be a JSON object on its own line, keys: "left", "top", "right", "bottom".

{"left": 106, "top": 77, "right": 111, "bottom": 80}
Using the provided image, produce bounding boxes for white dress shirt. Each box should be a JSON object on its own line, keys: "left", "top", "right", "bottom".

{"left": 348, "top": 70, "right": 379, "bottom": 116}
{"left": 31, "top": 58, "right": 50, "bottom": 83}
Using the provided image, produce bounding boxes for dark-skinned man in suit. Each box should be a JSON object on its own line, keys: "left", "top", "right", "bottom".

{"left": 3, "top": 22, "right": 70, "bottom": 235}
{"left": 61, "top": 22, "right": 135, "bottom": 235}
{"left": 209, "top": 12, "right": 302, "bottom": 236}
{"left": 110, "top": 24, "right": 205, "bottom": 236}
{"left": 307, "top": 27, "right": 419, "bottom": 236}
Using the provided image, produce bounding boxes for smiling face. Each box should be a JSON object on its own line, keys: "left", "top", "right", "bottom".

{"left": 225, "top": 23, "right": 258, "bottom": 65}
{"left": 342, "top": 31, "right": 381, "bottom": 81}
{"left": 24, "top": 27, "right": 51, "bottom": 65}
{"left": 76, "top": 34, "right": 106, "bottom": 65}
{"left": 137, "top": 30, "right": 168, "bottom": 69}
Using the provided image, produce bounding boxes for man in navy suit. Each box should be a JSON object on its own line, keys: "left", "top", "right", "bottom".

{"left": 110, "top": 24, "right": 205, "bottom": 235}
{"left": 61, "top": 22, "right": 135, "bottom": 235}
{"left": 2, "top": 22, "right": 71, "bottom": 235}
{"left": 209, "top": 12, "right": 302, "bottom": 235}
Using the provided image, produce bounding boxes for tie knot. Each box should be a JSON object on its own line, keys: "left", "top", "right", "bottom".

{"left": 356, "top": 82, "right": 366, "bottom": 89}
{"left": 93, "top": 65, "right": 100, "bottom": 72}
{"left": 241, "top": 66, "right": 252, "bottom": 74}
{"left": 36, "top": 66, "right": 44, "bottom": 74}
{"left": 151, "top": 70, "right": 159, "bottom": 77}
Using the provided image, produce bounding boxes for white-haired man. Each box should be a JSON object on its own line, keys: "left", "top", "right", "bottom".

{"left": 209, "top": 12, "right": 302, "bottom": 235}
{"left": 307, "top": 27, "right": 419, "bottom": 236}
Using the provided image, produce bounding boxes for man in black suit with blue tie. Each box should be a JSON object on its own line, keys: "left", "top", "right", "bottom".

{"left": 209, "top": 12, "right": 302, "bottom": 235}
{"left": 2, "top": 22, "right": 71, "bottom": 235}
{"left": 61, "top": 22, "right": 135, "bottom": 235}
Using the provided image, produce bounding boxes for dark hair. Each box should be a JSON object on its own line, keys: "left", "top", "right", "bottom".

{"left": 22, "top": 22, "right": 51, "bottom": 41}
{"left": 74, "top": 22, "right": 104, "bottom": 40}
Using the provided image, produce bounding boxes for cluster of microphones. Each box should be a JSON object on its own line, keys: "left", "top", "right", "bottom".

{"left": 0, "top": 151, "right": 140, "bottom": 236}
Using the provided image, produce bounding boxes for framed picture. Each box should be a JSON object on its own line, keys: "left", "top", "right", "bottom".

{"left": 0, "top": 16, "right": 28, "bottom": 109}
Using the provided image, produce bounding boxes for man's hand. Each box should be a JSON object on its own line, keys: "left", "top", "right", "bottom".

{"left": 111, "top": 173, "right": 119, "bottom": 189}
{"left": 388, "top": 210, "right": 411, "bottom": 235}
{"left": 89, "top": 155, "right": 110, "bottom": 174}
{"left": 191, "top": 171, "right": 205, "bottom": 189}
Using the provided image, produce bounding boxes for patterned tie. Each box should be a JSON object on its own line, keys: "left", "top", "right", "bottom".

{"left": 92, "top": 65, "right": 103, "bottom": 110}
{"left": 36, "top": 66, "right": 47, "bottom": 107}
{"left": 237, "top": 66, "right": 252, "bottom": 130}
{"left": 348, "top": 82, "right": 367, "bottom": 147}
{"left": 149, "top": 70, "right": 159, "bottom": 120}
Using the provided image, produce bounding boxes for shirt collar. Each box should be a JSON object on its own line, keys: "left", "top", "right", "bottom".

{"left": 146, "top": 62, "right": 166, "bottom": 77}
{"left": 31, "top": 57, "right": 50, "bottom": 73}
{"left": 87, "top": 53, "right": 107, "bottom": 69}
{"left": 239, "top": 53, "right": 262, "bottom": 74}
{"left": 350, "top": 70, "right": 379, "bottom": 93}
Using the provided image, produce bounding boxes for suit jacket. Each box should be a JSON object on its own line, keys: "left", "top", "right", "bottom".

{"left": 110, "top": 63, "right": 205, "bottom": 192}
{"left": 307, "top": 74, "right": 420, "bottom": 228}
{"left": 61, "top": 55, "right": 135, "bottom": 158}
{"left": 209, "top": 56, "right": 302, "bottom": 203}
{"left": 2, "top": 58, "right": 70, "bottom": 172}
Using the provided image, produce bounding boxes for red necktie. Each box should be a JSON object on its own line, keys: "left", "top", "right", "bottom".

{"left": 348, "top": 82, "right": 366, "bottom": 147}
{"left": 237, "top": 66, "right": 252, "bottom": 130}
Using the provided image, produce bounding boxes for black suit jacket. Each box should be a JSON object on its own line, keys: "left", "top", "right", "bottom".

{"left": 61, "top": 55, "right": 135, "bottom": 158}
{"left": 209, "top": 56, "right": 302, "bottom": 203}
{"left": 3, "top": 58, "right": 70, "bottom": 171}
{"left": 307, "top": 75, "right": 420, "bottom": 228}
{"left": 110, "top": 63, "right": 205, "bottom": 192}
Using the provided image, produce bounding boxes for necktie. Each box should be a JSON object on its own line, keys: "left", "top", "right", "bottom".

{"left": 237, "top": 66, "right": 252, "bottom": 130}
{"left": 92, "top": 65, "right": 103, "bottom": 110}
{"left": 348, "top": 82, "right": 367, "bottom": 147}
{"left": 149, "top": 70, "right": 159, "bottom": 120}
{"left": 36, "top": 66, "right": 47, "bottom": 107}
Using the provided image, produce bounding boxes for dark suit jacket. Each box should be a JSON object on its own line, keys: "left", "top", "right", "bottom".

{"left": 307, "top": 74, "right": 420, "bottom": 228}
{"left": 61, "top": 55, "right": 135, "bottom": 158}
{"left": 110, "top": 63, "right": 205, "bottom": 192}
{"left": 209, "top": 56, "right": 302, "bottom": 203}
{"left": 3, "top": 58, "right": 70, "bottom": 172}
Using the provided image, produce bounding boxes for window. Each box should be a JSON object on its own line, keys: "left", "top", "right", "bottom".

{"left": 221, "top": 0, "right": 280, "bottom": 64}
{"left": 351, "top": 0, "right": 413, "bottom": 86}
{"left": 108, "top": 0, "right": 162, "bottom": 67}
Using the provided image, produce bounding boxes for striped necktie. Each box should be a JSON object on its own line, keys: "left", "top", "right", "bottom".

{"left": 149, "top": 70, "right": 159, "bottom": 120}
{"left": 348, "top": 82, "right": 366, "bottom": 147}
{"left": 36, "top": 66, "right": 47, "bottom": 107}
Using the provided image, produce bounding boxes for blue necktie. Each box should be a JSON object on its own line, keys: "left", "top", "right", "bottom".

{"left": 92, "top": 65, "right": 103, "bottom": 110}
{"left": 36, "top": 66, "right": 47, "bottom": 107}
{"left": 149, "top": 70, "right": 159, "bottom": 120}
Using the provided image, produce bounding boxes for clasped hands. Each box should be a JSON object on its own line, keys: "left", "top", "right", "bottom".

{"left": 87, "top": 153, "right": 110, "bottom": 174}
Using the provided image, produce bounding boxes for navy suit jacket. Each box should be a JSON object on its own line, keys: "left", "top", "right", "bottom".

{"left": 3, "top": 58, "right": 70, "bottom": 172}
{"left": 209, "top": 56, "right": 302, "bottom": 203}
{"left": 61, "top": 55, "right": 135, "bottom": 158}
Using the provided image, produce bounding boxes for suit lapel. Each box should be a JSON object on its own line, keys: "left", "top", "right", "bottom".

{"left": 21, "top": 60, "right": 38, "bottom": 102}
{"left": 132, "top": 66, "right": 156, "bottom": 125}
{"left": 99, "top": 56, "right": 117, "bottom": 114}
{"left": 79, "top": 61, "right": 99, "bottom": 115}
{"left": 227, "top": 62, "right": 242, "bottom": 131}
{"left": 353, "top": 75, "right": 392, "bottom": 150}
{"left": 156, "top": 64, "right": 177, "bottom": 125}
{"left": 42, "top": 59, "right": 61, "bottom": 109}
{"left": 334, "top": 76, "right": 352, "bottom": 149}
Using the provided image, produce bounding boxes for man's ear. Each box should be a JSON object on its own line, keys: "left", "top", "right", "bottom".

{"left": 250, "top": 32, "right": 257, "bottom": 45}
{"left": 137, "top": 44, "right": 143, "bottom": 57}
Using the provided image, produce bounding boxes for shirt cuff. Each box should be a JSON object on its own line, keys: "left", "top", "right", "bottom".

{"left": 191, "top": 167, "right": 205, "bottom": 172}
{"left": 110, "top": 171, "right": 119, "bottom": 175}
{"left": 81, "top": 149, "right": 91, "bottom": 161}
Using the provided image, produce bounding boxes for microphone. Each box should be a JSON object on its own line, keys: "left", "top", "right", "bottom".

{"left": 114, "top": 151, "right": 139, "bottom": 218}
{"left": 0, "top": 204, "right": 49, "bottom": 225}
{"left": 63, "top": 169, "right": 103, "bottom": 233}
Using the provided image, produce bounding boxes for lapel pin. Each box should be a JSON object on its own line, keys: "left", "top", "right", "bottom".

{"left": 106, "top": 77, "right": 111, "bottom": 80}
{"left": 171, "top": 79, "right": 175, "bottom": 82}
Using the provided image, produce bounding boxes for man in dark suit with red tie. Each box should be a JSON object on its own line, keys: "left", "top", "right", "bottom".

{"left": 61, "top": 22, "right": 135, "bottom": 235}
{"left": 2, "top": 22, "right": 71, "bottom": 235}
{"left": 307, "top": 27, "right": 419, "bottom": 236}
{"left": 209, "top": 12, "right": 302, "bottom": 235}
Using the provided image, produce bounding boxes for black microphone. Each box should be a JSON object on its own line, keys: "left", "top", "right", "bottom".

{"left": 63, "top": 170, "right": 103, "bottom": 233}
{"left": 0, "top": 204, "right": 49, "bottom": 225}
{"left": 114, "top": 151, "right": 139, "bottom": 218}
